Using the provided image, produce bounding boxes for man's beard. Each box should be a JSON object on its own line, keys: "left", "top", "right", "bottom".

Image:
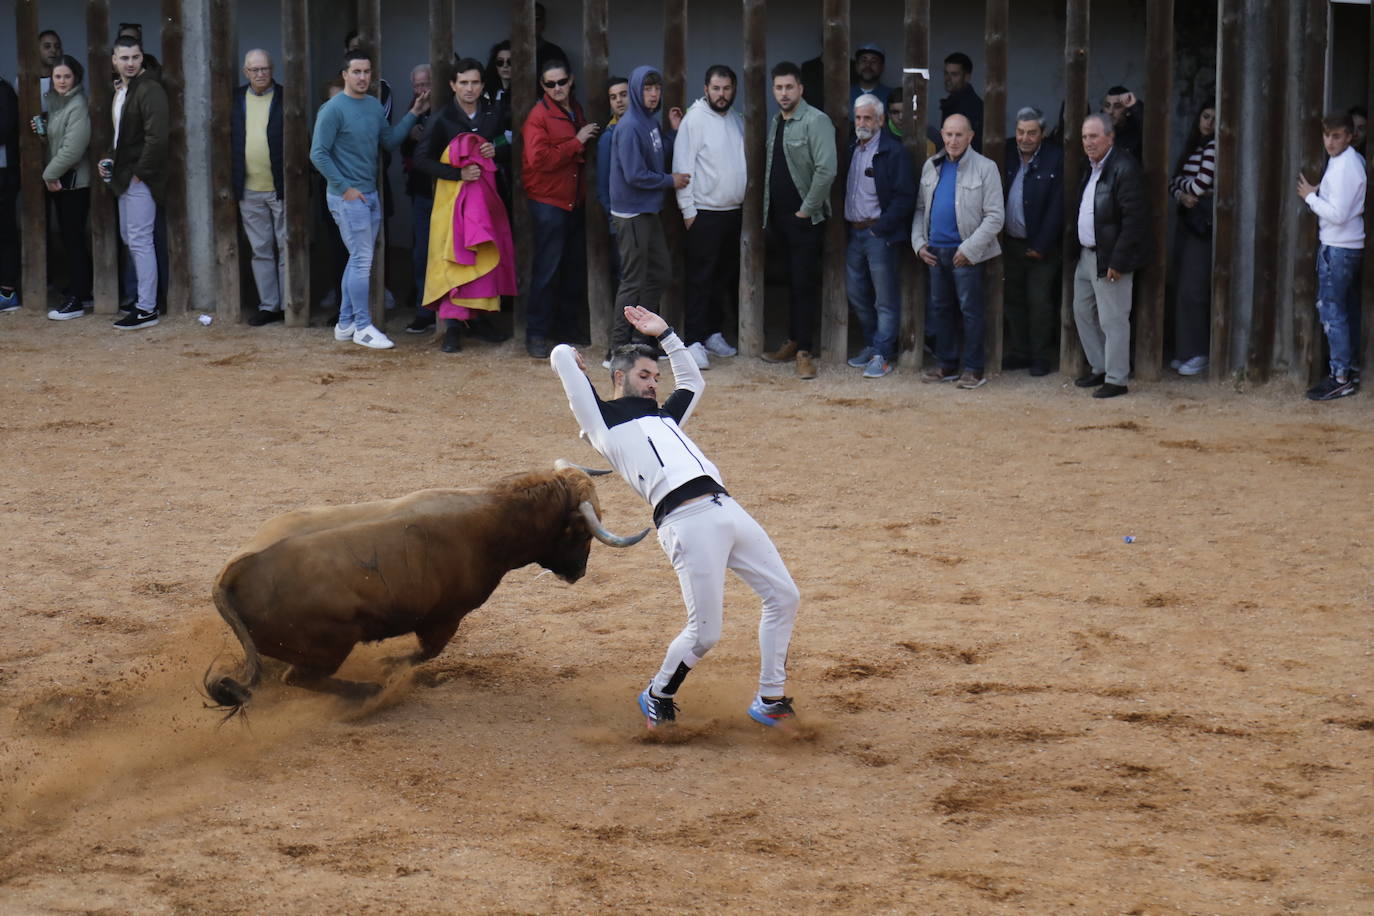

{"left": 709, "top": 94, "right": 734, "bottom": 113}
{"left": 855, "top": 125, "right": 875, "bottom": 141}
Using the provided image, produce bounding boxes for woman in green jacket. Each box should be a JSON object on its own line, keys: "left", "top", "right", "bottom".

{"left": 36, "top": 55, "right": 92, "bottom": 319}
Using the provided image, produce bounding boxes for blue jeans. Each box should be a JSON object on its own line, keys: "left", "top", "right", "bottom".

{"left": 927, "top": 246, "right": 985, "bottom": 373}
{"left": 327, "top": 191, "right": 382, "bottom": 331}
{"left": 1316, "top": 243, "right": 1362, "bottom": 378}
{"left": 411, "top": 194, "right": 433, "bottom": 308}
{"left": 845, "top": 227, "right": 902, "bottom": 359}
{"left": 527, "top": 200, "right": 586, "bottom": 341}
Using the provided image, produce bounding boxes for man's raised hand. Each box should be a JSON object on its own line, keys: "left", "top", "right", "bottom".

{"left": 624, "top": 306, "right": 667, "bottom": 337}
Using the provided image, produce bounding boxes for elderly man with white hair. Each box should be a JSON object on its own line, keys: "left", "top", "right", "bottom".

{"left": 1069, "top": 112, "right": 1148, "bottom": 399}
{"left": 843, "top": 92, "right": 915, "bottom": 378}
{"left": 231, "top": 49, "right": 287, "bottom": 325}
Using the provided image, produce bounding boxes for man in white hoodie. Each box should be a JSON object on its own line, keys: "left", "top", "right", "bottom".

{"left": 674, "top": 65, "right": 746, "bottom": 368}
{"left": 1298, "top": 111, "right": 1366, "bottom": 401}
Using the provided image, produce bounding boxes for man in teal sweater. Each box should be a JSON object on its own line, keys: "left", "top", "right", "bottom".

{"left": 310, "top": 47, "right": 426, "bottom": 349}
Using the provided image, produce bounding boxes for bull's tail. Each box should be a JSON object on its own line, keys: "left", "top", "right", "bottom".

{"left": 204, "top": 580, "right": 263, "bottom": 717}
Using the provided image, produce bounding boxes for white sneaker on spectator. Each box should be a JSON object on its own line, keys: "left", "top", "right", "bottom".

{"left": 688, "top": 341, "right": 711, "bottom": 369}
{"left": 334, "top": 322, "right": 354, "bottom": 341}
{"left": 1178, "top": 356, "right": 1208, "bottom": 376}
{"left": 1169, "top": 358, "right": 1182, "bottom": 370}
{"left": 353, "top": 325, "right": 395, "bottom": 349}
{"left": 704, "top": 332, "right": 737, "bottom": 357}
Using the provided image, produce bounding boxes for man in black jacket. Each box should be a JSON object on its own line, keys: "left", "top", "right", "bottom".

{"left": 1002, "top": 106, "right": 1063, "bottom": 375}
{"left": 412, "top": 57, "right": 512, "bottom": 351}
{"left": 231, "top": 50, "right": 286, "bottom": 325}
{"left": 939, "top": 52, "right": 983, "bottom": 153}
{"left": 1069, "top": 113, "right": 1148, "bottom": 398}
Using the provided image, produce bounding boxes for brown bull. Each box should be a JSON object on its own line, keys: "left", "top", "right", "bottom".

{"left": 204, "top": 463, "right": 646, "bottom": 713}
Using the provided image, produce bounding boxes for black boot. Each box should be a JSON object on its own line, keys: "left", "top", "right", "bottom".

{"left": 442, "top": 321, "right": 462, "bottom": 353}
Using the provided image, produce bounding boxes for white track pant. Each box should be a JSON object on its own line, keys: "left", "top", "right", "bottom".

{"left": 651, "top": 495, "right": 800, "bottom": 697}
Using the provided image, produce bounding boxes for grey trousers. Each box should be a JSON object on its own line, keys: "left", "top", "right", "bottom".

{"left": 1073, "top": 248, "right": 1133, "bottom": 385}
{"left": 118, "top": 180, "right": 158, "bottom": 312}
{"left": 239, "top": 189, "right": 286, "bottom": 310}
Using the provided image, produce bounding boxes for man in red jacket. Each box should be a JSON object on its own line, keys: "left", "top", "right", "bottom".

{"left": 521, "top": 59, "right": 599, "bottom": 358}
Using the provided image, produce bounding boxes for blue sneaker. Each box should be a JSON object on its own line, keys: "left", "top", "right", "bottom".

{"left": 862, "top": 354, "right": 892, "bottom": 379}
{"left": 747, "top": 695, "right": 796, "bottom": 728}
{"left": 637, "top": 687, "right": 678, "bottom": 729}
{"left": 847, "top": 346, "right": 876, "bottom": 369}
{"left": 0, "top": 287, "right": 19, "bottom": 312}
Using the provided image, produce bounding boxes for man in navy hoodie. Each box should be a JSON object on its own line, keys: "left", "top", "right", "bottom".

{"left": 609, "top": 66, "right": 690, "bottom": 352}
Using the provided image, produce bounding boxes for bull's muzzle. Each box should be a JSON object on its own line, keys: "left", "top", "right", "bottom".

{"left": 578, "top": 502, "right": 650, "bottom": 548}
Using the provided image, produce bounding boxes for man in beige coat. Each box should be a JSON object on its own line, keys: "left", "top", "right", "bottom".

{"left": 911, "top": 114, "right": 1003, "bottom": 388}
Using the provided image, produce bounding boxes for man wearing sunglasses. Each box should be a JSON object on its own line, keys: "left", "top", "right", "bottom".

{"left": 522, "top": 60, "right": 599, "bottom": 359}
{"left": 843, "top": 93, "right": 914, "bottom": 379}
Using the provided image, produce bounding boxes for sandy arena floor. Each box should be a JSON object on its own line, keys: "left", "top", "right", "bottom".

{"left": 1, "top": 310, "right": 1371, "bottom": 914}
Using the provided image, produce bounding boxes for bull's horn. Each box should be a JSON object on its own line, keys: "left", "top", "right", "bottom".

{"left": 555, "top": 458, "right": 613, "bottom": 477}
{"left": 578, "top": 501, "right": 650, "bottom": 548}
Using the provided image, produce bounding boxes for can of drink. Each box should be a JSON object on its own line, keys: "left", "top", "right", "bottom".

{"left": 99, "top": 158, "right": 114, "bottom": 182}
{"left": 32, "top": 115, "right": 46, "bottom": 136}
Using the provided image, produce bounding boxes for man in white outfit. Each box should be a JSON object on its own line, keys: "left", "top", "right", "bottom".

{"left": 674, "top": 65, "right": 746, "bottom": 369}
{"left": 551, "top": 306, "right": 801, "bottom": 730}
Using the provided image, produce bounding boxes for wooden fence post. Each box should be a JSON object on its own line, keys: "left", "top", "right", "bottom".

{"left": 1136, "top": 0, "right": 1172, "bottom": 382}
{"left": 983, "top": 0, "right": 1008, "bottom": 373}
{"left": 281, "top": 0, "right": 311, "bottom": 325}
{"left": 821, "top": 0, "right": 850, "bottom": 364}
{"left": 660, "top": 0, "right": 688, "bottom": 334}
{"left": 161, "top": 0, "right": 189, "bottom": 313}
{"left": 86, "top": 0, "right": 118, "bottom": 314}
{"left": 1246, "top": 0, "right": 1285, "bottom": 382}
{"left": 738, "top": 0, "right": 766, "bottom": 358}
{"left": 15, "top": 0, "right": 46, "bottom": 311}
{"left": 429, "top": 0, "right": 453, "bottom": 113}
{"left": 210, "top": 0, "right": 241, "bottom": 322}
{"left": 1060, "top": 0, "right": 1089, "bottom": 377}
{"left": 1209, "top": 0, "right": 1240, "bottom": 381}
{"left": 898, "top": 0, "right": 929, "bottom": 369}
{"left": 355, "top": 0, "right": 385, "bottom": 328}
{"left": 583, "top": 0, "right": 612, "bottom": 351}
{"left": 511, "top": 0, "right": 537, "bottom": 342}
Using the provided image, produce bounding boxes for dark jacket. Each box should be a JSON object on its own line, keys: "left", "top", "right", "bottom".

{"left": 109, "top": 69, "right": 169, "bottom": 204}
{"left": 1114, "top": 100, "right": 1144, "bottom": 165}
{"left": 1002, "top": 138, "right": 1064, "bottom": 255}
{"left": 940, "top": 84, "right": 983, "bottom": 153}
{"left": 0, "top": 78, "right": 18, "bottom": 178}
{"left": 230, "top": 82, "right": 284, "bottom": 200}
{"left": 846, "top": 128, "right": 915, "bottom": 245}
{"left": 400, "top": 109, "right": 432, "bottom": 198}
{"left": 1070, "top": 146, "right": 1149, "bottom": 277}
{"left": 413, "top": 97, "right": 511, "bottom": 201}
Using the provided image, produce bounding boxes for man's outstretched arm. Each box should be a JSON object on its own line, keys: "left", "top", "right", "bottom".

{"left": 625, "top": 306, "right": 704, "bottom": 425}
{"left": 550, "top": 344, "right": 610, "bottom": 447}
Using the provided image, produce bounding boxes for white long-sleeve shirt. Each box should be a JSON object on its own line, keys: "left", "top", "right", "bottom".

{"left": 672, "top": 98, "right": 747, "bottom": 220}
{"left": 551, "top": 333, "right": 723, "bottom": 516}
{"left": 1305, "top": 145, "right": 1366, "bottom": 249}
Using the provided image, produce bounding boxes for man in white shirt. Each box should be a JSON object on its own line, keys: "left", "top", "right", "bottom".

{"left": 1069, "top": 113, "right": 1147, "bottom": 398}
{"left": 674, "top": 65, "right": 746, "bottom": 369}
{"left": 1297, "top": 111, "right": 1366, "bottom": 401}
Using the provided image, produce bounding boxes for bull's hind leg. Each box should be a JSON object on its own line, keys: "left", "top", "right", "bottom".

{"left": 410, "top": 615, "right": 465, "bottom": 665}
{"left": 283, "top": 665, "right": 383, "bottom": 702}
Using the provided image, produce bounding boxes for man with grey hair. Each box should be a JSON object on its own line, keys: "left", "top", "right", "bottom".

{"left": 231, "top": 49, "right": 287, "bottom": 325}
{"left": 1001, "top": 105, "right": 1063, "bottom": 375}
{"left": 843, "top": 92, "right": 914, "bottom": 377}
{"left": 1069, "top": 113, "right": 1147, "bottom": 398}
{"left": 911, "top": 113, "right": 1004, "bottom": 389}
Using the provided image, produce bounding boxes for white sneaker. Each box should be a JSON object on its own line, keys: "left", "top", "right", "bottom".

{"left": 704, "top": 332, "right": 737, "bottom": 357}
{"left": 687, "top": 341, "right": 711, "bottom": 370}
{"left": 1178, "top": 355, "right": 1208, "bottom": 376}
{"left": 1169, "top": 359, "right": 1182, "bottom": 370}
{"left": 353, "top": 324, "right": 395, "bottom": 349}
{"left": 334, "top": 322, "right": 355, "bottom": 341}
{"left": 600, "top": 359, "right": 612, "bottom": 370}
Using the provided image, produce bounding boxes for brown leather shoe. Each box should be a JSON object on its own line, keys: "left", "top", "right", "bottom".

{"left": 762, "top": 339, "right": 799, "bottom": 363}
{"left": 795, "top": 350, "right": 817, "bottom": 379}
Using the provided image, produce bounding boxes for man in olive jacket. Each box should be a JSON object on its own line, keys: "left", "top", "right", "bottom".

{"left": 761, "top": 60, "right": 836, "bottom": 380}
{"left": 101, "top": 35, "right": 168, "bottom": 330}
{"left": 1068, "top": 113, "right": 1148, "bottom": 398}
